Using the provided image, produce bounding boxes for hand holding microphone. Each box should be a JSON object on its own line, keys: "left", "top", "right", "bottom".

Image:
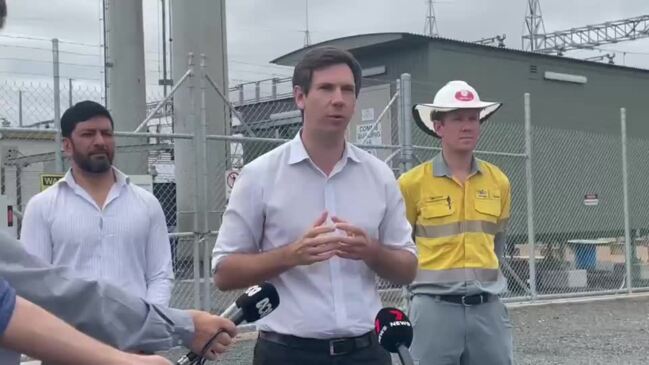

{"left": 176, "top": 282, "right": 280, "bottom": 365}
{"left": 184, "top": 310, "right": 236, "bottom": 358}
{"left": 375, "top": 307, "right": 415, "bottom": 365}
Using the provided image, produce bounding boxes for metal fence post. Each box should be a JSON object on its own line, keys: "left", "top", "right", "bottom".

{"left": 68, "top": 78, "right": 74, "bottom": 108}
{"left": 52, "top": 38, "right": 63, "bottom": 173}
{"left": 15, "top": 165, "right": 22, "bottom": 235}
{"left": 397, "top": 78, "right": 406, "bottom": 175}
{"left": 400, "top": 73, "right": 413, "bottom": 171}
{"left": 191, "top": 233, "right": 201, "bottom": 309}
{"left": 203, "top": 235, "right": 212, "bottom": 311}
{"left": 621, "top": 107, "right": 633, "bottom": 293}
{"left": 185, "top": 52, "right": 202, "bottom": 309}
{"left": 199, "top": 54, "right": 211, "bottom": 310}
{"left": 524, "top": 93, "right": 537, "bottom": 300}
{"left": 18, "top": 90, "right": 23, "bottom": 127}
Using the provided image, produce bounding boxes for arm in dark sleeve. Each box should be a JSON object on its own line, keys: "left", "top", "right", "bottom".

{"left": 0, "top": 279, "right": 16, "bottom": 337}
{"left": 0, "top": 232, "right": 193, "bottom": 353}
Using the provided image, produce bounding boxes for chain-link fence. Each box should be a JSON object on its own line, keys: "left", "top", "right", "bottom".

{"left": 0, "top": 80, "right": 102, "bottom": 128}
{"left": 3, "top": 72, "right": 649, "bottom": 306}
{"left": 4, "top": 69, "right": 649, "bottom": 363}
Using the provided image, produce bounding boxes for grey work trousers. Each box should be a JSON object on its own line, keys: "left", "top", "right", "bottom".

{"left": 408, "top": 294, "right": 514, "bottom": 365}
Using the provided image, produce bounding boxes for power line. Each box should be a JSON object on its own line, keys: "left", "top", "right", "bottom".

{"left": 0, "top": 57, "right": 102, "bottom": 68}
{"left": 591, "top": 46, "right": 649, "bottom": 56}
{"left": 0, "top": 55, "right": 293, "bottom": 79}
{"left": 1, "top": 42, "right": 165, "bottom": 59}
{"left": 0, "top": 43, "right": 102, "bottom": 57}
{"left": 229, "top": 69, "right": 292, "bottom": 78}
{"left": 0, "top": 70, "right": 102, "bottom": 81}
{"left": 0, "top": 34, "right": 101, "bottom": 47}
{"left": 229, "top": 59, "right": 294, "bottom": 70}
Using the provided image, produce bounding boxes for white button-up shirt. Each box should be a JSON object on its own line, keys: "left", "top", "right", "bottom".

{"left": 213, "top": 132, "right": 416, "bottom": 339}
{"left": 20, "top": 168, "right": 174, "bottom": 306}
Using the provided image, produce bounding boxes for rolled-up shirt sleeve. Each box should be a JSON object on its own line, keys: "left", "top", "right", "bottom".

{"left": 212, "top": 165, "right": 265, "bottom": 273}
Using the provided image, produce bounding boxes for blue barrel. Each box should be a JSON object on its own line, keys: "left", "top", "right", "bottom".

{"left": 574, "top": 244, "right": 597, "bottom": 270}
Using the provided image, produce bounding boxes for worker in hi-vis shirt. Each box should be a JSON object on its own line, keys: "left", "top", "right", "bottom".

{"left": 399, "top": 80, "right": 514, "bottom": 365}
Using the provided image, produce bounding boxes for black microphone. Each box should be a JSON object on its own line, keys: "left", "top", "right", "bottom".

{"left": 176, "top": 282, "right": 280, "bottom": 365}
{"left": 221, "top": 282, "right": 280, "bottom": 324}
{"left": 375, "top": 307, "right": 415, "bottom": 365}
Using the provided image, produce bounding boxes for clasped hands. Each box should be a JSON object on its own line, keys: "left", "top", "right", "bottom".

{"left": 287, "top": 211, "right": 379, "bottom": 266}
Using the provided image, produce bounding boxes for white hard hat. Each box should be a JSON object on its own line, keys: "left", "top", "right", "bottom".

{"left": 412, "top": 80, "right": 502, "bottom": 138}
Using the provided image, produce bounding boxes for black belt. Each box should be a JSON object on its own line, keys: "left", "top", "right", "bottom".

{"left": 436, "top": 292, "right": 493, "bottom": 306}
{"left": 258, "top": 330, "right": 375, "bottom": 356}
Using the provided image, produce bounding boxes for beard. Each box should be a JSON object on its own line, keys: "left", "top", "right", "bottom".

{"left": 72, "top": 148, "right": 113, "bottom": 173}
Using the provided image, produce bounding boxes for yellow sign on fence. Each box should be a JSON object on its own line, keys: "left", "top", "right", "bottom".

{"left": 40, "top": 174, "right": 64, "bottom": 191}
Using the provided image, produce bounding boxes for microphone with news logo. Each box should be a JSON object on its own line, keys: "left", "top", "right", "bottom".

{"left": 176, "top": 282, "right": 280, "bottom": 365}
{"left": 375, "top": 307, "right": 415, "bottom": 365}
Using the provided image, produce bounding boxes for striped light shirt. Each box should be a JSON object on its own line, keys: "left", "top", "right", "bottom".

{"left": 20, "top": 167, "right": 173, "bottom": 306}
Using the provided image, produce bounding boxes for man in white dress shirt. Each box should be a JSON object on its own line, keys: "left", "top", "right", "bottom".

{"left": 212, "top": 46, "right": 418, "bottom": 364}
{"left": 21, "top": 100, "right": 174, "bottom": 307}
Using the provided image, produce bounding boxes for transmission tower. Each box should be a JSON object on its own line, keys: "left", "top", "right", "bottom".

{"left": 424, "top": 0, "right": 439, "bottom": 37}
{"left": 523, "top": 0, "right": 546, "bottom": 51}
{"left": 303, "top": 0, "right": 311, "bottom": 47}
{"left": 524, "top": 15, "right": 649, "bottom": 54}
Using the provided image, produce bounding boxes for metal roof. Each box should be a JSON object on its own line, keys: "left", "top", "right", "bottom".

{"left": 271, "top": 32, "right": 649, "bottom": 75}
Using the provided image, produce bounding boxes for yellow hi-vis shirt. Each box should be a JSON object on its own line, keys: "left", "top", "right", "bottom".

{"left": 398, "top": 153, "right": 511, "bottom": 295}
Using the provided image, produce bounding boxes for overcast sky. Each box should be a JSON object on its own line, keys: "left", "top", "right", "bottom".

{"left": 1, "top": 0, "right": 648, "bottom": 91}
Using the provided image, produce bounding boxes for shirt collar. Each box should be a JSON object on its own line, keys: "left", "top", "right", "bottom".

{"left": 61, "top": 166, "right": 130, "bottom": 189}
{"left": 288, "top": 130, "right": 361, "bottom": 165}
{"left": 432, "top": 152, "right": 481, "bottom": 177}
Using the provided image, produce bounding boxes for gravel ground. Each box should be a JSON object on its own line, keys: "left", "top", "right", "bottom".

{"left": 510, "top": 295, "right": 649, "bottom": 365}
{"left": 161, "top": 295, "right": 649, "bottom": 365}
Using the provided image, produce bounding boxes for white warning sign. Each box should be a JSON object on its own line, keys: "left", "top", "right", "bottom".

{"left": 356, "top": 123, "right": 382, "bottom": 145}
{"left": 225, "top": 169, "right": 240, "bottom": 199}
{"left": 361, "top": 108, "right": 375, "bottom": 122}
{"left": 584, "top": 193, "right": 599, "bottom": 206}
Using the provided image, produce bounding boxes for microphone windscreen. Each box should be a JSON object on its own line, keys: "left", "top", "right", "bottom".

{"left": 374, "top": 307, "right": 413, "bottom": 353}
{"left": 235, "top": 282, "right": 280, "bottom": 322}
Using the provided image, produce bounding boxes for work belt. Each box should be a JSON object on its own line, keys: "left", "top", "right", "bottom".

{"left": 435, "top": 292, "right": 494, "bottom": 306}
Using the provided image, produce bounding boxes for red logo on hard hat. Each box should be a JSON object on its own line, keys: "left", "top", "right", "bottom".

{"left": 455, "top": 90, "right": 474, "bottom": 102}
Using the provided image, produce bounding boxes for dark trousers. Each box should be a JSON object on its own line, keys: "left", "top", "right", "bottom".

{"left": 253, "top": 332, "right": 392, "bottom": 365}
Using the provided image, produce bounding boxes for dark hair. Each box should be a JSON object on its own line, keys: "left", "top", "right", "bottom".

{"left": 0, "top": 0, "right": 7, "bottom": 29}
{"left": 292, "top": 46, "right": 363, "bottom": 97}
{"left": 431, "top": 111, "right": 447, "bottom": 122}
{"left": 60, "top": 100, "right": 114, "bottom": 138}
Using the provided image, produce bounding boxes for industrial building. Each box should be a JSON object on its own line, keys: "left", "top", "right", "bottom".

{"left": 236, "top": 31, "right": 649, "bottom": 245}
